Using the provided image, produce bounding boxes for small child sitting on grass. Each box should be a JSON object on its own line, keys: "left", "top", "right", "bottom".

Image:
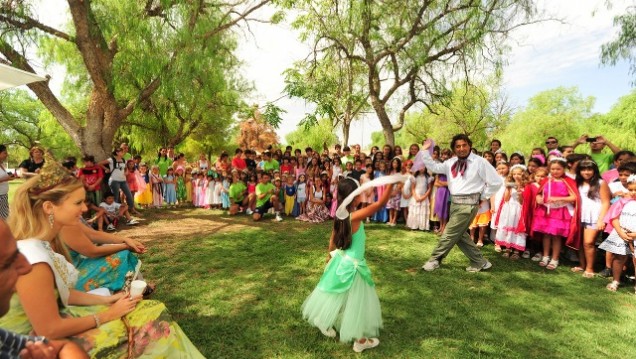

{"left": 99, "top": 192, "right": 139, "bottom": 231}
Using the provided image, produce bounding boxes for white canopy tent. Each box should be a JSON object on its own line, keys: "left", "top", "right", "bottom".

{"left": 0, "top": 63, "right": 47, "bottom": 91}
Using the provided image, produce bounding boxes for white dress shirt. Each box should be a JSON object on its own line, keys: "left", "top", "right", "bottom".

{"left": 419, "top": 150, "right": 502, "bottom": 200}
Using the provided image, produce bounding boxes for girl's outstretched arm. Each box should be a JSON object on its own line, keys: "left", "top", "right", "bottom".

{"left": 352, "top": 184, "right": 392, "bottom": 222}
{"left": 326, "top": 229, "right": 336, "bottom": 263}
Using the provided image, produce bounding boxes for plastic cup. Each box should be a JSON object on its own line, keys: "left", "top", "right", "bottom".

{"left": 130, "top": 280, "right": 146, "bottom": 298}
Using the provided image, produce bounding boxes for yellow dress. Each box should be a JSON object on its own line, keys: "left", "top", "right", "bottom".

{"left": 135, "top": 177, "right": 153, "bottom": 206}
{"left": 0, "top": 239, "right": 205, "bottom": 359}
{"left": 185, "top": 174, "right": 193, "bottom": 203}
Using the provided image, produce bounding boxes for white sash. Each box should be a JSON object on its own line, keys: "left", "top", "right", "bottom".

{"left": 17, "top": 239, "right": 78, "bottom": 307}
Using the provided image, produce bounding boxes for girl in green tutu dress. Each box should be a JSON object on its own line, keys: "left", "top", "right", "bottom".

{"left": 302, "top": 177, "right": 393, "bottom": 353}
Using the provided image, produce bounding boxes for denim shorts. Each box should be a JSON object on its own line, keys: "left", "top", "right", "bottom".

{"left": 582, "top": 222, "right": 597, "bottom": 230}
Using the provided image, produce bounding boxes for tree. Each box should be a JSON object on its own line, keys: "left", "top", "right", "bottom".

{"left": 370, "top": 80, "right": 513, "bottom": 150}
{"left": 601, "top": 6, "right": 636, "bottom": 83}
{"left": 0, "top": 89, "right": 78, "bottom": 160}
{"left": 0, "top": 0, "right": 272, "bottom": 159}
{"left": 283, "top": 48, "right": 368, "bottom": 145}
{"left": 284, "top": 118, "right": 338, "bottom": 151}
{"left": 496, "top": 87, "right": 594, "bottom": 154}
{"left": 586, "top": 91, "right": 636, "bottom": 151}
{"left": 285, "top": 0, "right": 537, "bottom": 146}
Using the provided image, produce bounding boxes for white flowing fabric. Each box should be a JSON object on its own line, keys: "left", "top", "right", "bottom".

{"left": 336, "top": 174, "right": 410, "bottom": 219}
{"left": 411, "top": 139, "right": 435, "bottom": 174}
{"left": 0, "top": 63, "right": 47, "bottom": 91}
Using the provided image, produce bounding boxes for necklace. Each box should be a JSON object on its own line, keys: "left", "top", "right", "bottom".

{"left": 42, "top": 241, "right": 73, "bottom": 290}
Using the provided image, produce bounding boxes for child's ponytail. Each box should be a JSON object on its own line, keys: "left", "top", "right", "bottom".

{"left": 332, "top": 178, "right": 359, "bottom": 250}
{"left": 333, "top": 216, "right": 352, "bottom": 250}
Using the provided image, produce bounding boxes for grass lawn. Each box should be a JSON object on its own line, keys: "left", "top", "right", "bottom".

{"left": 133, "top": 209, "right": 635, "bottom": 359}
{"left": 6, "top": 181, "right": 635, "bottom": 358}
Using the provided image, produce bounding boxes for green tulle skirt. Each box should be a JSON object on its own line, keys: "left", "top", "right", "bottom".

{"left": 302, "top": 273, "right": 382, "bottom": 343}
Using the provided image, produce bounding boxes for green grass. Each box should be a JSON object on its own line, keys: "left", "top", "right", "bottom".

{"left": 133, "top": 209, "right": 636, "bottom": 359}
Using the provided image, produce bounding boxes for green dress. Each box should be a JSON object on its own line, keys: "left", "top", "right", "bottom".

{"left": 176, "top": 176, "right": 187, "bottom": 202}
{"left": 301, "top": 222, "right": 382, "bottom": 342}
{"left": 0, "top": 239, "right": 204, "bottom": 359}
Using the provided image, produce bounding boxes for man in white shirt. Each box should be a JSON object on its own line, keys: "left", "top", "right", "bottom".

{"left": 420, "top": 134, "right": 503, "bottom": 272}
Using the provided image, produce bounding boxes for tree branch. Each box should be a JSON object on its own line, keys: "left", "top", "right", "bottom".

{"left": 0, "top": 14, "right": 73, "bottom": 41}
{"left": 200, "top": 0, "right": 271, "bottom": 40}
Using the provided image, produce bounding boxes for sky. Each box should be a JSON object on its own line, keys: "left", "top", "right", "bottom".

{"left": 235, "top": 0, "right": 634, "bottom": 148}
{"left": 24, "top": 0, "right": 636, "bottom": 148}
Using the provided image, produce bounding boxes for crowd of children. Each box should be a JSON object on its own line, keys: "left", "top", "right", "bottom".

{"left": 61, "top": 137, "right": 636, "bottom": 292}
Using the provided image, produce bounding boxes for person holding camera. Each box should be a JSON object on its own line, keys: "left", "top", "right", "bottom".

{"left": 0, "top": 145, "right": 17, "bottom": 219}
{"left": 572, "top": 134, "right": 621, "bottom": 173}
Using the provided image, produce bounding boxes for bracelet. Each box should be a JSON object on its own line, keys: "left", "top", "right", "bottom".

{"left": 93, "top": 314, "right": 102, "bottom": 328}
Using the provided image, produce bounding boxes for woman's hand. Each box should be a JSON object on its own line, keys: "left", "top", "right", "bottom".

{"left": 123, "top": 237, "right": 146, "bottom": 253}
{"left": 104, "top": 295, "right": 142, "bottom": 322}
{"left": 536, "top": 195, "right": 544, "bottom": 205}
{"left": 107, "top": 292, "right": 127, "bottom": 304}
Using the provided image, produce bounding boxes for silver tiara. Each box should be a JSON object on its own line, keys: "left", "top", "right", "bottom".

{"left": 510, "top": 164, "right": 527, "bottom": 172}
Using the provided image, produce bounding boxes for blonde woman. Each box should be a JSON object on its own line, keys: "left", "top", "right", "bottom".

{"left": 0, "top": 154, "right": 204, "bottom": 358}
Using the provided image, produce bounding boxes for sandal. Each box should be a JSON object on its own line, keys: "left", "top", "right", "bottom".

{"left": 571, "top": 266, "right": 584, "bottom": 273}
{"left": 501, "top": 251, "right": 510, "bottom": 258}
{"left": 510, "top": 252, "right": 520, "bottom": 260}
{"left": 143, "top": 283, "right": 156, "bottom": 299}
{"left": 606, "top": 281, "right": 619, "bottom": 292}
{"left": 582, "top": 271, "right": 595, "bottom": 279}
{"left": 494, "top": 244, "right": 502, "bottom": 252}
{"left": 546, "top": 259, "right": 559, "bottom": 270}
{"left": 476, "top": 242, "right": 484, "bottom": 248}
{"left": 538, "top": 256, "right": 550, "bottom": 267}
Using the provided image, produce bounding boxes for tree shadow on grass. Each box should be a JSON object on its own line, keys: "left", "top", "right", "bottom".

{"left": 140, "top": 219, "right": 636, "bottom": 358}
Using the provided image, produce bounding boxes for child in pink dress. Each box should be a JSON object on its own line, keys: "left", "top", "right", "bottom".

{"left": 531, "top": 158, "right": 581, "bottom": 270}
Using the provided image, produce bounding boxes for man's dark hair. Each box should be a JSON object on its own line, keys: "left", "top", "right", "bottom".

{"left": 343, "top": 146, "right": 351, "bottom": 152}
{"left": 83, "top": 155, "right": 95, "bottom": 163}
{"left": 305, "top": 147, "right": 313, "bottom": 152}
{"left": 491, "top": 139, "right": 501, "bottom": 147}
{"left": 450, "top": 134, "right": 472, "bottom": 149}
{"left": 546, "top": 136, "right": 558, "bottom": 142}
{"left": 235, "top": 148, "right": 243, "bottom": 154}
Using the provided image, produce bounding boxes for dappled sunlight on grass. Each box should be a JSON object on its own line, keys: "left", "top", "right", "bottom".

{"left": 113, "top": 208, "right": 636, "bottom": 358}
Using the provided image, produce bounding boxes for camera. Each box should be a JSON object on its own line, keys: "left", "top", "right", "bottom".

{"left": 585, "top": 137, "right": 597, "bottom": 143}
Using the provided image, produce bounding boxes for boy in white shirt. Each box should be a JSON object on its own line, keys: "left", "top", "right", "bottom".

{"left": 99, "top": 192, "right": 139, "bottom": 231}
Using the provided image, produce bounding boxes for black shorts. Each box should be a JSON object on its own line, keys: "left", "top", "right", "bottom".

{"left": 253, "top": 200, "right": 273, "bottom": 215}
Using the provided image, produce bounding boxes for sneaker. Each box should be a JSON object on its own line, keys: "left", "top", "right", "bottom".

{"left": 521, "top": 251, "right": 531, "bottom": 259}
{"left": 598, "top": 267, "right": 612, "bottom": 278}
{"left": 353, "top": 338, "right": 379, "bottom": 353}
{"left": 245, "top": 209, "right": 253, "bottom": 215}
{"left": 531, "top": 252, "right": 543, "bottom": 262}
{"left": 275, "top": 215, "right": 283, "bottom": 222}
{"left": 466, "top": 260, "right": 492, "bottom": 273}
{"left": 320, "top": 327, "right": 336, "bottom": 338}
{"left": 127, "top": 219, "right": 139, "bottom": 225}
{"left": 422, "top": 260, "right": 440, "bottom": 272}
{"left": 106, "top": 224, "right": 116, "bottom": 231}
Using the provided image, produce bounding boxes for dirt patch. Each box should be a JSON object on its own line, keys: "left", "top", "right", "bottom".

{"left": 115, "top": 208, "right": 250, "bottom": 243}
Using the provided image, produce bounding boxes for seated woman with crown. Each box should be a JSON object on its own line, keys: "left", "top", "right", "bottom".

{"left": 0, "top": 153, "right": 204, "bottom": 358}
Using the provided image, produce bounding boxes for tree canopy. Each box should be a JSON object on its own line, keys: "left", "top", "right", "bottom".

{"left": 0, "top": 0, "right": 272, "bottom": 159}
{"left": 283, "top": 0, "right": 537, "bottom": 146}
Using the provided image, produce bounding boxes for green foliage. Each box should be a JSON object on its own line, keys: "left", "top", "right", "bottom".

{"left": 0, "top": 90, "right": 79, "bottom": 165}
{"left": 1, "top": 0, "right": 267, "bottom": 157}
{"left": 283, "top": 50, "right": 369, "bottom": 143}
{"left": 370, "top": 81, "right": 512, "bottom": 150}
{"left": 283, "top": 0, "right": 537, "bottom": 145}
{"left": 601, "top": 7, "right": 636, "bottom": 83}
{"left": 284, "top": 118, "right": 338, "bottom": 151}
{"left": 586, "top": 90, "right": 636, "bottom": 151}
{"left": 496, "top": 87, "right": 594, "bottom": 154}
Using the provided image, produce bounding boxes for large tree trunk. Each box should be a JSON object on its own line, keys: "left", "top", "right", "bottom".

{"left": 369, "top": 94, "right": 395, "bottom": 146}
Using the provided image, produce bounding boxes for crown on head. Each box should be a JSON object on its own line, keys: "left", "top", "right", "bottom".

{"left": 30, "top": 151, "right": 76, "bottom": 194}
